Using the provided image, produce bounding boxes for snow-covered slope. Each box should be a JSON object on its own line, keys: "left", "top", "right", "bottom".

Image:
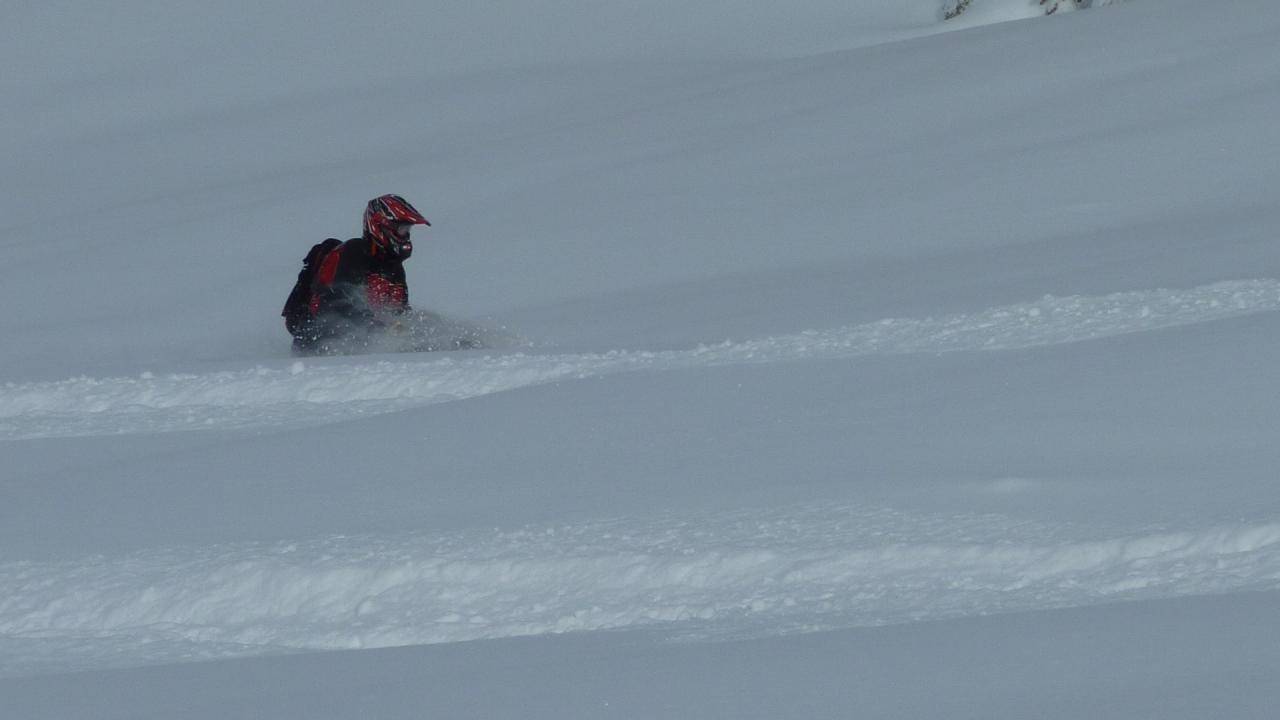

{"left": 5, "top": 0, "right": 1280, "bottom": 715}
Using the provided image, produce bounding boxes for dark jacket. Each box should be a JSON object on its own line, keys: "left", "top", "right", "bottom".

{"left": 288, "top": 237, "right": 410, "bottom": 353}
{"left": 310, "top": 237, "right": 410, "bottom": 323}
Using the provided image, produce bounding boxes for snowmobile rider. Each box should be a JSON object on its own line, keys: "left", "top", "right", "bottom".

{"left": 288, "top": 194, "right": 431, "bottom": 354}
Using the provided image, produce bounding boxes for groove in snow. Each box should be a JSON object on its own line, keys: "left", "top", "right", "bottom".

{"left": 2, "top": 279, "right": 1277, "bottom": 441}
{"left": 2, "top": 503, "right": 1280, "bottom": 677}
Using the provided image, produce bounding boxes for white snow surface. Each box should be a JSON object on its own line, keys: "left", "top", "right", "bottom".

{"left": 4, "top": 278, "right": 1277, "bottom": 441}
{"left": 5, "top": 503, "right": 1280, "bottom": 679}
{"left": 5, "top": 0, "right": 1280, "bottom": 716}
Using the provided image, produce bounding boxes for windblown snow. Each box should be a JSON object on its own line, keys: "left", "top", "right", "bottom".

{"left": 5, "top": 501, "right": 1280, "bottom": 677}
{"left": 4, "top": 279, "right": 1275, "bottom": 441}
{"left": 4, "top": 277, "right": 1280, "bottom": 676}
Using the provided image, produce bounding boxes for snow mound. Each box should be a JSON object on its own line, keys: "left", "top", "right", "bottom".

{"left": 3, "top": 279, "right": 1277, "bottom": 441}
{"left": 4, "top": 502, "right": 1279, "bottom": 677}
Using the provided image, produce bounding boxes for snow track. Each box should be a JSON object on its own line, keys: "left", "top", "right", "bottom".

{"left": 4, "top": 503, "right": 1280, "bottom": 677}
{"left": 3, "top": 279, "right": 1278, "bottom": 441}
{"left": 6, "top": 279, "right": 1280, "bottom": 676}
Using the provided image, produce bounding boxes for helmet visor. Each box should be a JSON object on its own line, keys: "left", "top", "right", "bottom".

{"left": 390, "top": 222, "right": 413, "bottom": 241}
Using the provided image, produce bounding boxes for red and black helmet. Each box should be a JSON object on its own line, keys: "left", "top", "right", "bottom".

{"left": 363, "top": 194, "right": 430, "bottom": 259}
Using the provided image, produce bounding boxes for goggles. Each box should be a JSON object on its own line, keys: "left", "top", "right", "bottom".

{"left": 390, "top": 222, "right": 413, "bottom": 241}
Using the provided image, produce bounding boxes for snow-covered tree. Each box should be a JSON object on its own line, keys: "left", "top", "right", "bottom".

{"left": 942, "top": 0, "right": 1121, "bottom": 21}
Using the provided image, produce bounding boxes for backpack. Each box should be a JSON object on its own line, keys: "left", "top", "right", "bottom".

{"left": 282, "top": 238, "right": 343, "bottom": 336}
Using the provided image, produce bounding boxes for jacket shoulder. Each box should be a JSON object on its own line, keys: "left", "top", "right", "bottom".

{"left": 332, "top": 238, "right": 372, "bottom": 273}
